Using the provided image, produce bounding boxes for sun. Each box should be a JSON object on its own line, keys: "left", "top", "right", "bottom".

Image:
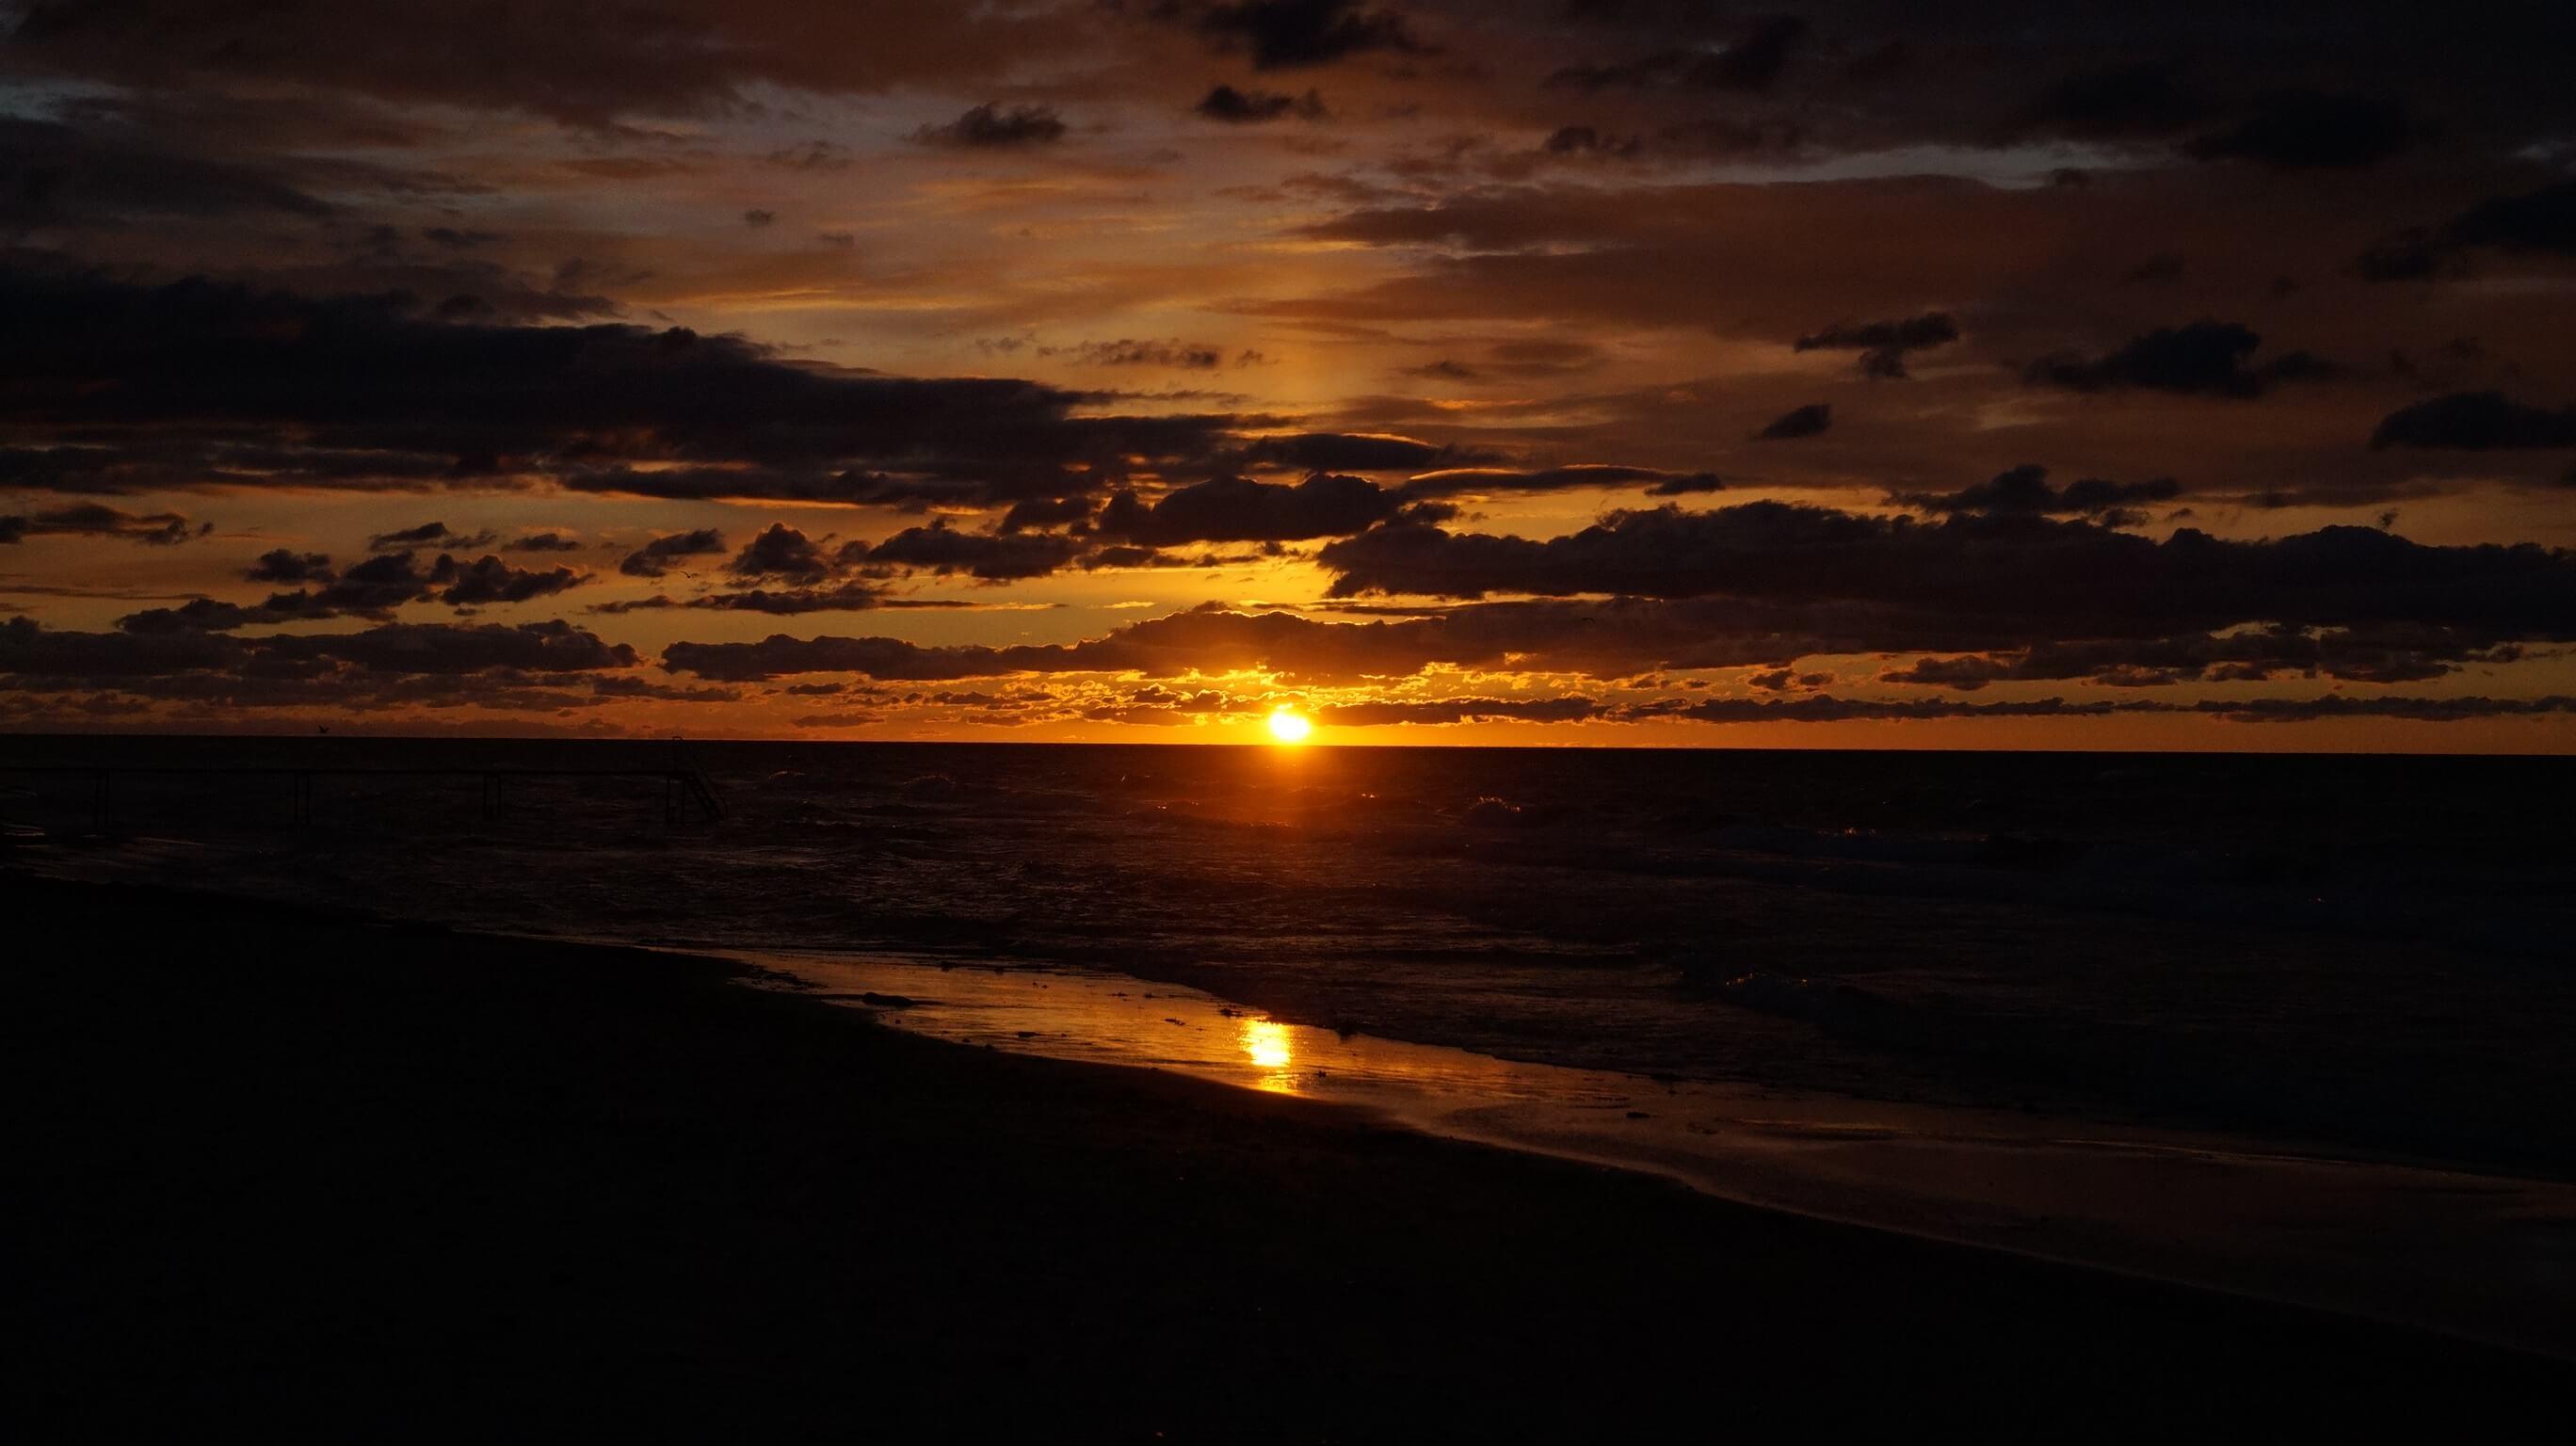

{"left": 1266, "top": 708, "right": 1313, "bottom": 744}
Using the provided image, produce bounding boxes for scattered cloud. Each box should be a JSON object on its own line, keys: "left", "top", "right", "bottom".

{"left": 910, "top": 103, "right": 1068, "bottom": 149}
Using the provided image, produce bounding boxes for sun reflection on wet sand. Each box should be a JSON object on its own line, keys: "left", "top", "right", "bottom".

{"left": 733, "top": 946, "right": 2576, "bottom": 1363}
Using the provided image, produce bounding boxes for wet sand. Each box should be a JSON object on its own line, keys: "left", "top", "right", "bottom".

{"left": 751, "top": 948, "right": 2576, "bottom": 1359}
{"left": 6, "top": 871, "right": 2567, "bottom": 1437}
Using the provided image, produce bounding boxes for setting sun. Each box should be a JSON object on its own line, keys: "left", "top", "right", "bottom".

{"left": 1266, "top": 709, "right": 1313, "bottom": 745}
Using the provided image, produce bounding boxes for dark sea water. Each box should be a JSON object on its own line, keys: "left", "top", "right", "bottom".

{"left": 8, "top": 735, "right": 2575, "bottom": 1173}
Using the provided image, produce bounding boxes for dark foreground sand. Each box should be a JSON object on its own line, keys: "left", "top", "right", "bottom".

{"left": 6, "top": 873, "right": 2565, "bottom": 1438}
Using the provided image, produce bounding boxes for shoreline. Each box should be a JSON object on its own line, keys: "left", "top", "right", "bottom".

{"left": 720, "top": 941, "right": 2576, "bottom": 1362}
{"left": 8, "top": 869, "right": 2568, "bottom": 1432}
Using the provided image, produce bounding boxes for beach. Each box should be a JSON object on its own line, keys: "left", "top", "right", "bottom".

{"left": 7, "top": 870, "right": 2564, "bottom": 1438}
{"left": 11, "top": 0, "right": 2576, "bottom": 1430}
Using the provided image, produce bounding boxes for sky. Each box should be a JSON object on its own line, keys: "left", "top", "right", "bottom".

{"left": 4, "top": 0, "right": 2575, "bottom": 749}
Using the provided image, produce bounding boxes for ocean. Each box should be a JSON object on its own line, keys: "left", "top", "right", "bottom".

{"left": 8, "top": 735, "right": 2571, "bottom": 1172}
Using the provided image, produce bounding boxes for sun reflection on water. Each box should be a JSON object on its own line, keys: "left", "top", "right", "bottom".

{"left": 1240, "top": 1018, "right": 1296, "bottom": 1090}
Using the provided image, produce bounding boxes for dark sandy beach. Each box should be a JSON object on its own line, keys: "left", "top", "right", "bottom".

{"left": 5, "top": 870, "right": 2565, "bottom": 1438}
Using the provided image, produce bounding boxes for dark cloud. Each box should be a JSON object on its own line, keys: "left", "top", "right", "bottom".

{"left": 0, "top": 117, "right": 330, "bottom": 229}
{"left": 1876, "top": 654, "right": 2014, "bottom": 690}
{"left": 0, "top": 444, "right": 140, "bottom": 494}
{"left": 1641, "top": 472, "right": 1728, "bottom": 496}
{"left": 2, "top": 614, "right": 244, "bottom": 675}
{"left": 728, "top": 523, "right": 848, "bottom": 584}
{"left": 620, "top": 528, "right": 728, "bottom": 578}
{"left": 2182, "top": 92, "right": 2414, "bottom": 169}
{"left": 5, "top": 615, "right": 632, "bottom": 685}
{"left": 1794, "top": 313, "right": 1958, "bottom": 379}
{"left": 5, "top": 1, "right": 737, "bottom": 124}
{"left": 1645, "top": 695, "right": 2123, "bottom": 724}
{"left": 2361, "top": 181, "right": 2576, "bottom": 281}
{"left": 1539, "top": 119, "right": 1797, "bottom": 163}
{"left": 114, "top": 598, "right": 292, "bottom": 635}
{"left": 2370, "top": 392, "right": 2576, "bottom": 450}
{"left": 1405, "top": 360, "right": 1476, "bottom": 381}
{"left": 1313, "top": 504, "right": 2576, "bottom": 655}
{"left": 615, "top": 521, "right": 1029, "bottom": 609}
{"left": 1193, "top": 85, "right": 1328, "bottom": 123}
{"left": 2445, "top": 179, "right": 2576, "bottom": 258}
{"left": 2009, "top": 62, "right": 2203, "bottom": 140}
{"left": 0, "top": 432, "right": 471, "bottom": 494}
{"left": 1745, "top": 666, "right": 1829, "bottom": 693}
{"left": 1098, "top": 473, "right": 1403, "bottom": 545}
{"left": 346, "top": 269, "right": 623, "bottom": 325}
{"left": 1634, "top": 693, "right": 2537, "bottom": 726}
{"left": 1692, "top": 14, "right": 1806, "bottom": 91}
{"left": 163, "top": 548, "right": 583, "bottom": 625}
{"left": 423, "top": 553, "right": 588, "bottom": 606}
{"left": 1896, "top": 465, "right": 2181, "bottom": 522}
{"left": 652, "top": 565, "right": 2568, "bottom": 703}
{"left": 5, "top": 0, "right": 1097, "bottom": 127}
{"left": 1055, "top": 338, "right": 1226, "bottom": 369}
{"left": 1548, "top": 15, "right": 1807, "bottom": 92}
{"left": 860, "top": 522, "right": 1087, "bottom": 581}
{"left": 246, "top": 549, "right": 334, "bottom": 584}
{"left": 2359, "top": 180, "right": 2576, "bottom": 281}
{"left": 664, "top": 633, "right": 996, "bottom": 683}
{"left": 1876, "top": 623, "right": 2522, "bottom": 692}
{"left": 1753, "top": 403, "right": 1830, "bottom": 441}
{"left": 1081, "top": 683, "right": 1254, "bottom": 726}
{"left": 1318, "top": 696, "right": 1604, "bottom": 726}
{"left": 1185, "top": 0, "right": 1428, "bottom": 70}
{"left": 1542, "top": 125, "right": 1636, "bottom": 156}
{"left": 602, "top": 581, "right": 888, "bottom": 616}
{"left": 1080, "top": 542, "right": 1277, "bottom": 571}
{"left": 835, "top": 670, "right": 2576, "bottom": 730}
{"left": 1485, "top": 340, "right": 1599, "bottom": 378}
{"left": 910, "top": 103, "right": 1068, "bottom": 149}
{"left": 1232, "top": 431, "right": 1498, "bottom": 473}
{"left": 767, "top": 140, "right": 854, "bottom": 171}
{"left": 999, "top": 497, "right": 1096, "bottom": 533}
{"left": 307, "top": 551, "right": 440, "bottom": 614}
{"left": 504, "top": 532, "right": 584, "bottom": 552}
{"left": 368, "top": 520, "right": 495, "bottom": 552}
{"left": 0, "top": 268, "right": 1240, "bottom": 506}
{"left": 2181, "top": 694, "right": 2576, "bottom": 724}
{"left": 270, "top": 618, "right": 634, "bottom": 674}
{"left": 2023, "top": 321, "right": 2328, "bottom": 399}
{"left": 587, "top": 675, "right": 742, "bottom": 703}
{"left": 1622, "top": 696, "right": 2090, "bottom": 725}
{"left": 1551, "top": 0, "right": 1733, "bottom": 28}
{"left": 662, "top": 602, "right": 1509, "bottom": 683}
{"left": 656, "top": 593, "right": 1941, "bottom": 686}
{"left": 0, "top": 504, "right": 208, "bottom": 545}
{"left": 1397, "top": 465, "right": 1718, "bottom": 500}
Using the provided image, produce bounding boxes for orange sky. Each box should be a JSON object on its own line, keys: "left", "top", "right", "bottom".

{"left": 4, "top": 1, "right": 2573, "bottom": 749}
